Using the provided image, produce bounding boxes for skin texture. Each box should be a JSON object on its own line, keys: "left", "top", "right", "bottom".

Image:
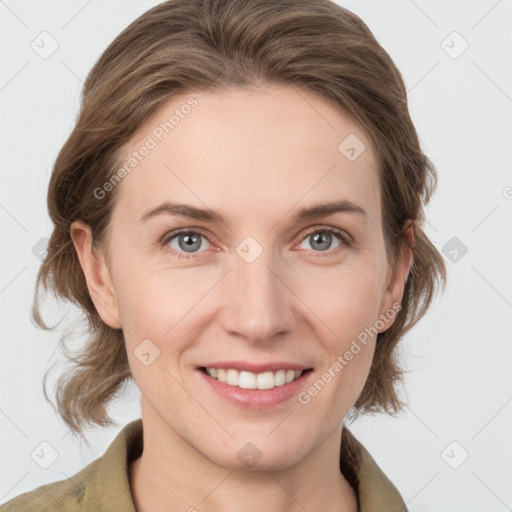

{"left": 71, "top": 84, "right": 413, "bottom": 512}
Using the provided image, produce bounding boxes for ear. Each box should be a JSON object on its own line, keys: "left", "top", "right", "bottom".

{"left": 70, "top": 220, "right": 122, "bottom": 329}
{"left": 377, "top": 220, "right": 415, "bottom": 332}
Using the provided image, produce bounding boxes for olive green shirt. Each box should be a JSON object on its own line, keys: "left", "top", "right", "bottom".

{"left": 0, "top": 419, "right": 408, "bottom": 511}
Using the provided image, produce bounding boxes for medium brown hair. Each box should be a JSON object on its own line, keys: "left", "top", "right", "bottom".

{"left": 33, "top": 0, "right": 447, "bottom": 438}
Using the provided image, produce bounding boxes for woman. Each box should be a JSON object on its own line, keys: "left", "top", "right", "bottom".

{"left": 2, "top": 0, "right": 446, "bottom": 510}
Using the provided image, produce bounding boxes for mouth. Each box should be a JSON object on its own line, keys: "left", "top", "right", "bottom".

{"left": 199, "top": 366, "right": 313, "bottom": 390}
{"left": 196, "top": 365, "right": 314, "bottom": 408}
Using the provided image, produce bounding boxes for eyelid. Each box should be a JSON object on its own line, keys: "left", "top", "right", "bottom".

{"left": 160, "top": 226, "right": 211, "bottom": 244}
{"left": 298, "top": 225, "right": 352, "bottom": 244}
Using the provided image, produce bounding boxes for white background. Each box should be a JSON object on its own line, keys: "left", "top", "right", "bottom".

{"left": 1, "top": 0, "right": 511, "bottom": 510}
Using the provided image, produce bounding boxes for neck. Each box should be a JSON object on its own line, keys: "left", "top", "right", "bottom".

{"left": 129, "top": 407, "right": 358, "bottom": 512}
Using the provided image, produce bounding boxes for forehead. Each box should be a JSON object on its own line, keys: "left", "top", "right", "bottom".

{"left": 113, "top": 85, "right": 381, "bottom": 228}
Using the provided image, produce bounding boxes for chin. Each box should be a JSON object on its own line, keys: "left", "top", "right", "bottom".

{"left": 202, "top": 432, "right": 313, "bottom": 472}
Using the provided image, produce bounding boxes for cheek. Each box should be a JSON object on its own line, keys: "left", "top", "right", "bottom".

{"left": 303, "top": 262, "right": 386, "bottom": 336}
{"left": 112, "top": 256, "right": 204, "bottom": 330}
{"left": 114, "top": 265, "right": 210, "bottom": 379}
{"left": 301, "top": 265, "right": 384, "bottom": 389}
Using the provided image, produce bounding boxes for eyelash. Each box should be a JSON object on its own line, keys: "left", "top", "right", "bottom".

{"left": 160, "top": 226, "right": 352, "bottom": 260}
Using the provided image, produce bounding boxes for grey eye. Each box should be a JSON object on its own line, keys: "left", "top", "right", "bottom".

{"left": 300, "top": 230, "right": 342, "bottom": 252}
{"left": 168, "top": 232, "right": 209, "bottom": 254}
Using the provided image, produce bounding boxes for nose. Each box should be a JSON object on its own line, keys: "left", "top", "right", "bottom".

{"left": 219, "top": 248, "right": 297, "bottom": 344}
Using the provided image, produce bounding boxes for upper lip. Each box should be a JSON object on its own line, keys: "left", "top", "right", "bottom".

{"left": 198, "top": 361, "right": 313, "bottom": 373}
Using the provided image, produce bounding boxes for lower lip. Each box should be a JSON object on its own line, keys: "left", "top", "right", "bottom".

{"left": 197, "top": 368, "right": 313, "bottom": 409}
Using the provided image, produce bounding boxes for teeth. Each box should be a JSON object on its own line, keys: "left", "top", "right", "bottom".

{"left": 226, "top": 369, "right": 238, "bottom": 386}
{"left": 274, "top": 369, "right": 286, "bottom": 386}
{"left": 205, "top": 367, "right": 305, "bottom": 389}
{"left": 239, "top": 370, "right": 257, "bottom": 389}
{"left": 257, "top": 371, "right": 274, "bottom": 390}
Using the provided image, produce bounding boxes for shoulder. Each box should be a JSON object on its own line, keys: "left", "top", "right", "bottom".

{"left": 0, "top": 459, "right": 101, "bottom": 511}
{"left": 1, "top": 419, "right": 142, "bottom": 512}
{"left": 341, "top": 426, "right": 408, "bottom": 512}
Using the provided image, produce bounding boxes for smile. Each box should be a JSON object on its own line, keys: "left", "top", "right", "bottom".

{"left": 202, "top": 367, "right": 306, "bottom": 389}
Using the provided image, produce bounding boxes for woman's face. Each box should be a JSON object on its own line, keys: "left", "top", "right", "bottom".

{"left": 74, "top": 85, "right": 411, "bottom": 470}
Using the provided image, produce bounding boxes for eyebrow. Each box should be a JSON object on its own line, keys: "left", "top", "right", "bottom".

{"left": 139, "top": 199, "right": 368, "bottom": 225}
